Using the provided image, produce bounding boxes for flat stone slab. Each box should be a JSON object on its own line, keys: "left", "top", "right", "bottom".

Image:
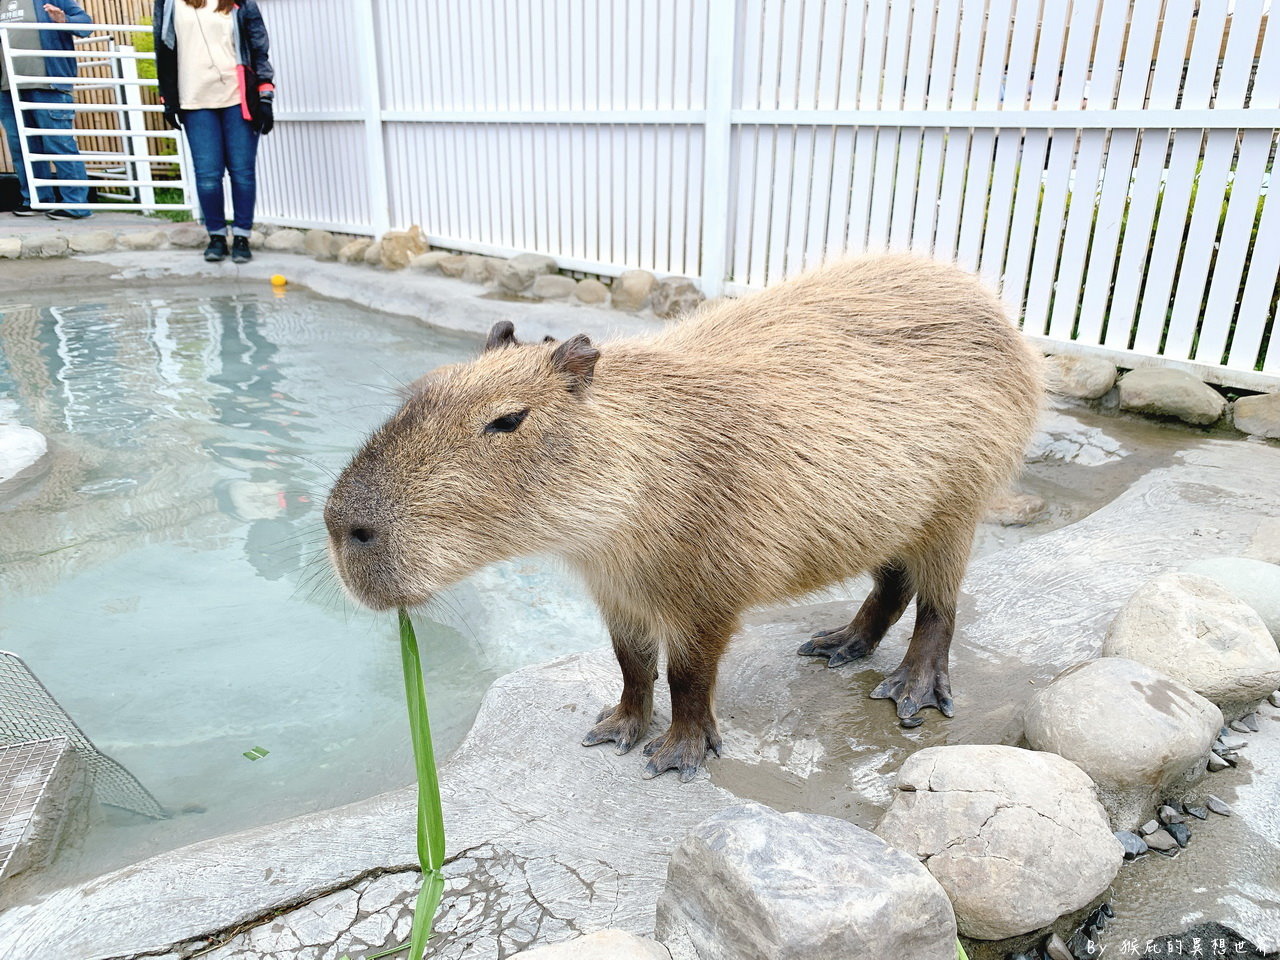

{"left": 3, "top": 439, "right": 1279, "bottom": 959}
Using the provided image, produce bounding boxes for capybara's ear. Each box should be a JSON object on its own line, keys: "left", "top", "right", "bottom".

{"left": 485, "top": 320, "right": 518, "bottom": 351}
{"left": 551, "top": 334, "right": 600, "bottom": 394}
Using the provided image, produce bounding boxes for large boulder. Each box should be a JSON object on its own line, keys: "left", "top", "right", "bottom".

{"left": 1044, "top": 354, "right": 1118, "bottom": 400}
{"left": 378, "top": 226, "right": 428, "bottom": 270}
{"left": 1117, "top": 368, "right": 1226, "bottom": 425}
{"left": 1245, "top": 517, "right": 1280, "bottom": 565}
{"left": 656, "top": 802, "right": 956, "bottom": 960}
{"left": 531, "top": 274, "right": 578, "bottom": 300}
{"left": 1182, "top": 557, "right": 1280, "bottom": 644}
{"left": 337, "top": 238, "right": 372, "bottom": 264}
{"left": 875, "top": 745, "right": 1121, "bottom": 940}
{"left": 0, "top": 237, "right": 20, "bottom": 259}
{"left": 1104, "top": 572, "right": 1280, "bottom": 719}
{"left": 498, "top": 253, "right": 558, "bottom": 292}
{"left": 611, "top": 270, "right": 657, "bottom": 311}
{"left": 461, "top": 254, "right": 505, "bottom": 284}
{"left": 1022, "top": 658, "right": 1222, "bottom": 826}
{"left": 1233, "top": 392, "right": 1280, "bottom": 440}
{"left": 164, "top": 224, "right": 207, "bottom": 250}
{"left": 303, "top": 229, "right": 336, "bottom": 261}
{"left": 512, "top": 931, "right": 670, "bottom": 959}
{"left": 651, "top": 277, "right": 705, "bottom": 319}
{"left": 574, "top": 278, "right": 609, "bottom": 304}
{"left": 408, "top": 250, "right": 451, "bottom": 273}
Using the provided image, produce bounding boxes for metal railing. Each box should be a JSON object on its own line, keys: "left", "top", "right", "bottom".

{"left": 0, "top": 20, "right": 194, "bottom": 213}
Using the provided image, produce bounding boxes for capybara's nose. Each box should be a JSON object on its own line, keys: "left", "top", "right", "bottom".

{"left": 344, "top": 522, "right": 383, "bottom": 549}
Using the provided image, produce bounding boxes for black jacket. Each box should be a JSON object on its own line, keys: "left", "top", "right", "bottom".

{"left": 153, "top": 0, "right": 274, "bottom": 119}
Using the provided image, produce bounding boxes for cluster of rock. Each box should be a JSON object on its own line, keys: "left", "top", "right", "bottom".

{"left": 1044, "top": 354, "right": 1280, "bottom": 441}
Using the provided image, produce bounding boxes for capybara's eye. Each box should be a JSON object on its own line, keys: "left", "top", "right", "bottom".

{"left": 483, "top": 408, "right": 530, "bottom": 435}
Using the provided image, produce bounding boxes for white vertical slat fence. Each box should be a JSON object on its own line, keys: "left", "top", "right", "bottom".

{"left": 256, "top": 0, "right": 1280, "bottom": 386}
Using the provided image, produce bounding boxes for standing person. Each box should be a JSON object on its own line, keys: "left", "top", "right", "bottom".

{"left": 0, "top": 0, "right": 95, "bottom": 219}
{"left": 153, "top": 0, "right": 274, "bottom": 263}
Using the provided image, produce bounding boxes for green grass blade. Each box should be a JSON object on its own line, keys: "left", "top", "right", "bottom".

{"left": 957, "top": 940, "right": 969, "bottom": 960}
{"left": 398, "top": 608, "right": 447, "bottom": 960}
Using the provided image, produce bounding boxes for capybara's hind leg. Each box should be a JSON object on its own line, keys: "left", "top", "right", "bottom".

{"left": 643, "top": 621, "right": 731, "bottom": 782}
{"left": 798, "top": 562, "right": 913, "bottom": 666}
{"left": 871, "top": 520, "right": 974, "bottom": 720}
{"left": 582, "top": 615, "right": 657, "bottom": 755}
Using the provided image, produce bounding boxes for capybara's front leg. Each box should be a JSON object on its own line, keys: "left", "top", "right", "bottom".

{"left": 642, "top": 623, "right": 730, "bottom": 782}
{"left": 582, "top": 617, "right": 657, "bottom": 755}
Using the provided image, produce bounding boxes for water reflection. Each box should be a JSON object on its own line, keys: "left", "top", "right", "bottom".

{"left": 0, "top": 287, "right": 608, "bottom": 896}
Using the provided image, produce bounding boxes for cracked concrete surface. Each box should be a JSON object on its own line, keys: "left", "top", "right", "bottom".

{"left": 2, "top": 436, "right": 1277, "bottom": 960}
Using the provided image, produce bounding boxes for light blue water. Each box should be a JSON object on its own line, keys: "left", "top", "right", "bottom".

{"left": 0, "top": 285, "right": 607, "bottom": 893}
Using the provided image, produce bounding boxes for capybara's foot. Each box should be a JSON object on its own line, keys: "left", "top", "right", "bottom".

{"left": 581, "top": 703, "right": 651, "bottom": 755}
{"left": 870, "top": 661, "right": 954, "bottom": 720}
{"left": 797, "top": 626, "right": 878, "bottom": 667}
{"left": 641, "top": 722, "right": 722, "bottom": 782}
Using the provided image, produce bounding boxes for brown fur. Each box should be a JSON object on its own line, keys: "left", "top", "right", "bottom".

{"left": 326, "top": 254, "right": 1044, "bottom": 779}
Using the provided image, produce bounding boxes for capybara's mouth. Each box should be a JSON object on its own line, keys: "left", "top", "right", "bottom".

{"left": 326, "top": 540, "right": 432, "bottom": 612}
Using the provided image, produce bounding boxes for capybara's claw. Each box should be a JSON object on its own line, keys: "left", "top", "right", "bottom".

{"left": 797, "top": 626, "right": 877, "bottom": 667}
{"left": 582, "top": 704, "right": 650, "bottom": 755}
{"left": 871, "top": 662, "right": 955, "bottom": 720}
{"left": 641, "top": 724, "right": 722, "bottom": 782}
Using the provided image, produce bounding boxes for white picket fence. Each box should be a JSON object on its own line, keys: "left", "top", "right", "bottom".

{"left": 256, "top": 0, "right": 1280, "bottom": 385}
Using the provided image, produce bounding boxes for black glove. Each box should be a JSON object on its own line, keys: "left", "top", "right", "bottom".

{"left": 163, "top": 106, "right": 182, "bottom": 130}
{"left": 253, "top": 96, "right": 274, "bottom": 136}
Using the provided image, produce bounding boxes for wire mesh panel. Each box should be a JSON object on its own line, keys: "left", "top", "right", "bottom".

{"left": 0, "top": 737, "right": 84, "bottom": 881}
{"left": 0, "top": 652, "right": 166, "bottom": 820}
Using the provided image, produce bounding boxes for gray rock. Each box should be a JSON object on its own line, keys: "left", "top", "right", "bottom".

{"left": 249, "top": 228, "right": 266, "bottom": 248}
{"left": 1166, "top": 822, "right": 1191, "bottom": 847}
{"left": 574, "top": 278, "right": 609, "bottom": 304}
{"left": 657, "top": 802, "right": 957, "bottom": 960}
{"left": 875, "top": 745, "right": 1120, "bottom": 940}
{"left": 1183, "top": 804, "right": 1208, "bottom": 820}
{"left": 530, "top": 274, "right": 578, "bottom": 300}
{"left": 461, "top": 254, "right": 505, "bottom": 284}
{"left": 1144, "top": 828, "right": 1178, "bottom": 852}
{"left": 70, "top": 229, "right": 121, "bottom": 254}
{"left": 611, "top": 269, "right": 656, "bottom": 311}
{"left": 1158, "top": 805, "right": 1184, "bottom": 825}
{"left": 1021, "top": 658, "right": 1222, "bottom": 827}
{"left": 1117, "top": 368, "right": 1226, "bottom": 425}
{"left": 0, "top": 422, "right": 47, "bottom": 483}
{"left": 1272, "top": 691, "right": 1280, "bottom": 708}
{"left": 651, "top": 276, "right": 705, "bottom": 319}
{"left": 1233, "top": 392, "right": 1280, "bottom": 440}
{"left": 987, "top": 490, "right": 1049, "bottom": 526}
{"left": 336, "top": 238, "right": 372, "bottom": 264}
{"left": 1218, "top": 734, "right": 1247, "bottom": 751}
{"left": 513, "top": 930, "right": 670, "bottom": 959}
{"left": 1207, "top": 753, "right": 1232, "bottom": 772}
{"left": 437, "top": 253, "right": 470, "bottom": 277}
{"left": 117, "top": 229, "right": 165, "bottom": 251}
{"left": 1114, "top": 831, "right": 1148, "bottom": 859}
{"left": 409, "top": 250, "right": 452, "bottom": 273}
{"left": 1183, "top": 557, "right": 1280, "bottom": 645}
{"left": 1044, "top": 354, "right": 1118, "bottom": 399}
{"left": 1139, "top": 820, "right": 1160, "bottom": 836}
{"left": 263, "top": 228, "right": 306, "bottom": 253}
{"left": 498, "top": 253, "right": 557, "bottom": 292}
{"left": 304, "top": 229, "right": 336, "bottom": 261}
{"left": 0, "top": 237, "right": 20, "bottom": 259}
{"left": 1206, "top": 795, "right": 1232, "bottom": 816}
{"left": 379, "top": 227, "right": 428, "bottom": 270}
{"left": 1235, "top": 714, "right": 1259, "bottom": 732}
{"left": 362, "top": 240, "right": 383, "bottom": 266}
{"left": 1104, "top": 572, "right": 1280, "bottom": 719}
{"left": 1045, "top": 933, "right": 1074, "bottom": 960}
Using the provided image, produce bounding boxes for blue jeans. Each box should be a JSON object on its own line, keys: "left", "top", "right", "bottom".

{"left": 0, "top": 88, "right": 89, "bottom": 206}
{"left": 183, "top": 105, "right": 259, "bottom": 236}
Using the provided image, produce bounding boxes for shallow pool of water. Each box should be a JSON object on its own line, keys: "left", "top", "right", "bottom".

{"left": 0, "top": 284, "right": 607, "bottom": 896}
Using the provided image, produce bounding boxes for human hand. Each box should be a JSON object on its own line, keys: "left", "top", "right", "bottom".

{"left": 163, "top": 106, "right": 182, "bottom": 129}
{"left": 253, "top": 97, "right": 273, "bottom": 135}
{"left": 43, "top": 4, "right": 67, "bottom": 23}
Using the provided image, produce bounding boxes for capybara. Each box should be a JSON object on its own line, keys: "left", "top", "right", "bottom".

{"left": 326, "top": 254, "right": 1043, "bottom": 781}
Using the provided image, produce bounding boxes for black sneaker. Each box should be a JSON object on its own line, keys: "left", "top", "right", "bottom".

{"left": 46, "top": 208, "right": 91, "bottom": 220}
{"left": 204, "top": 235, "right": 229, "bottom": 262}
{"left": 12, "top": 204, "right": 35, "bottom": 217}
{"left": 231, "top": 235, "right": 251, "bottom": 264}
